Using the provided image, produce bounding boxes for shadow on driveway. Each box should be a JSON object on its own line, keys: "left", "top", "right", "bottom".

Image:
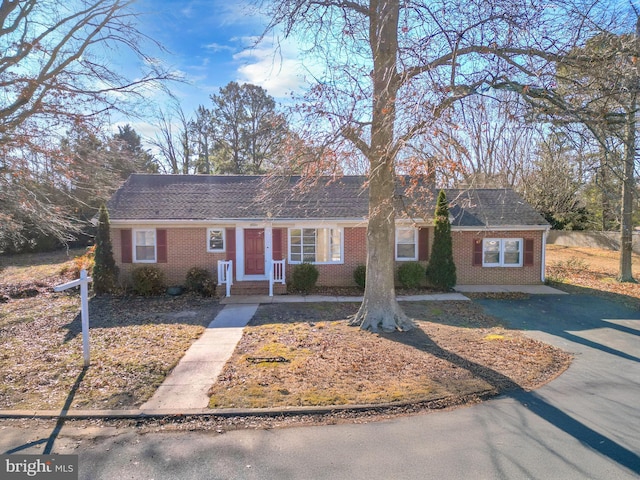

{"left": 477, "top": 294, "right": 640, "bottom": 363}
{"left": 477, "top": 294, "right": 639, "bottom": 475}
{"left": 386, "top": 294, "right": 640, "bottom": 475}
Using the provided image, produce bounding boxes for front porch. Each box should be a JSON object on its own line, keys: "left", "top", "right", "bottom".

{"left": 217, "top": 258, "right": 286, "bottom": 298}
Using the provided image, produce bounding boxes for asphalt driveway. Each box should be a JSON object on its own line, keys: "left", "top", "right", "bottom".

{"left": 474, "top": 294, "right": 640, "bottom": 478}
{"left": 2, "top": 294, "right": 639, "bottom": 479}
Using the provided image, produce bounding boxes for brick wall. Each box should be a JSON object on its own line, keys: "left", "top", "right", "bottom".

{"left": 113, "top": 227, "right": 226, "bottom": 286}
{"left": 313, "top": 227, "right": 430, "bottom": 287}
{"left": 313, "top": 226, "right": 367, "bottom": 286}
{"left": 112, "top": 226, "right": 545, "bottom": 288}
{"left": 452, "top": 230, "right": 544, "bottom": 285}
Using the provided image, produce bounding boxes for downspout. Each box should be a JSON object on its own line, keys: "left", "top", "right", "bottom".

{"left": 541, "top": 228, "right": 549, "bottom": 283}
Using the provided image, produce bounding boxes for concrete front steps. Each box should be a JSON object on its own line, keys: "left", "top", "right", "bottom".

{"left": 216, "top": 280, "right": 287, "bottom": 297}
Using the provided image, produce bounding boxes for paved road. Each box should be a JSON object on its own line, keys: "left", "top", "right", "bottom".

{"left": 2, "top": 295, "right": 639, "bottom": 479}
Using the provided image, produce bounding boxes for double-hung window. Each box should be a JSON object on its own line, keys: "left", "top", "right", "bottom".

{"left": 483, "top": 238, "right": 522, "bottom": 267}
{"left": 134, "top": 229, "right": 156, "bottom": 263}
{"left": 207, "top": 228, "right": 225, "bottom": 252}
{"left": 396, "top": 228, "right": 418, "bottom": 261}
{"left": 289, "top": 228, "right": 342, "bottom": 264}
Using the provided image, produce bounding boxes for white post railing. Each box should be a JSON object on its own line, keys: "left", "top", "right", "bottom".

{"left": 217, "top": 260, "right": 233, "bottom": 297}
{"left": 269, "top": 259, "right": 286, "bottom": 297}
{"left": 269, "top": 261, "right": 273, "bottom": 297}
{"left": 274, "top": 259, "right": 285, "bottom": 284}
{"left": 54, "top": 269, "right": 92, "bottom": 367}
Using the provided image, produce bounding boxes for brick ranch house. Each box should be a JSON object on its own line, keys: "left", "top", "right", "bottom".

{"left": 107, "top": 174, "right": 550, "bottom": 295}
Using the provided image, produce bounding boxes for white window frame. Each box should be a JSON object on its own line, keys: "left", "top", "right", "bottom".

{"left": 133, "top": 228, "right": 157, "bottom": 263}
{"left": 482, "top": 238, "right": 523, "bottom": 267}
{"left": 395, "top": 227, "right": 418, "bottom": 261}
{"left": 288, "top": 227, "right": 343, "bottom": 264}
{"left": 207, "top": 228, "right": 226, "bottom": 253}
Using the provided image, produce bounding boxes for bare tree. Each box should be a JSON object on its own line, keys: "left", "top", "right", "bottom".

{"left": 510, "top": 21, "right": 640, "bottom": 281}
{"left": 0, "top": 0, "right": 175, "bottom": 251}
{"left": 521, "top": 132, "right": 591, "bottom": 230}
{"left": 150, "top": 102, "right": 194, "bottom": 175}
{"left": 425, "top": 93, "right": 540, "bottom": 189}
{"left": 260, "top": 0, "right": 614, "bottom": 332}
{"left": 190, "top": 105, "right": 214, "bottom": 174}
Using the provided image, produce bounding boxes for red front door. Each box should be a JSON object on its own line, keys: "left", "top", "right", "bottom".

{"left": 244, "top": 229, "right": 265, "bottom": 275}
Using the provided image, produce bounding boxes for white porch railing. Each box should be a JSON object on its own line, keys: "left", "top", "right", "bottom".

{"left": 217, "top": 260, "right": 233, "bottom": 297}
{"left": 269, "top": 259, "right": 286, "bottom": 297}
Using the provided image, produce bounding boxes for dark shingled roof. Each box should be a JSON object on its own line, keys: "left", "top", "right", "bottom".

{"left": 445, "top": 189, "right": 548, "bottom": 228}
{"left": 107, "top": 174, "right": 548, "bottom": 228}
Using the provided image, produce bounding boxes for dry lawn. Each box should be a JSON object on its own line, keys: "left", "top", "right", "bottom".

{"left": 1, "top": 250, "right": 222, "bottom": 410}
{"left": 546, "top": 244, "right": 640, "bottom": 304}
{"left": 9, "top": 245, "right": 630, "bottom": 413}
{"left": 0, "top": 248, "right": 86, "bottom": 286}
{"left": 0, "top": 294, "right": 223, "bottom": 410}
{"left": 209, "top": 302, "right": 571, "bottom": 409}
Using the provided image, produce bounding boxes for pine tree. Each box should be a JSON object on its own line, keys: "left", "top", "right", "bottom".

{"left": 92, "top": 204, "right": 118, "bottom": 294}
{"left": 426, "top": 190, "right": 457, "bottom": 290}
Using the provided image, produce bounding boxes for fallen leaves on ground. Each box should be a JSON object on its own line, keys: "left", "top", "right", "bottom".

{"left": 208, "top": 302, "right": 571, "bottom": 409}
{"left": 0, "top": 293, "right": 223, "bottom": 410}
{"left": 546, "top": 245, "right": 640, "bottom": 306}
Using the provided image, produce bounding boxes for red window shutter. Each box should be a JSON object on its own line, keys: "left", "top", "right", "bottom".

{"left": 418, "top": 228, "right": 429, "bottom": 261}
{"left": 121, "top": 229, "right": 132, "bottom": 264}
{"left": 472, "top": 239, "right": 483, "bottom": 266}
{"left": 157, "top": 229, "right": 168, "bottom": 263}
{"left": 272, "top": 228, "right": 283, "bottom": 260}
{"left": 524, "top": 238, "right": 534, "bottom": 266}
{"left": 226, "top": 228, "right": 236, "bottom": 262}
{"left": 226, "top": 228, "right": 236, "bottom": 277}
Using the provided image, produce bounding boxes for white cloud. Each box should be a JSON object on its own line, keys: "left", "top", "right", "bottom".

{"left": 203, "top": 43, "right": 235, "bottom": 53}
{"left": 112, "top": 120, "right": 158, "bottom": 140}
{"left": 233, "top": 37, "right": 307, "bottom": 98}
{"left": 213, "top": 2, "right": 264, "bottom": 26}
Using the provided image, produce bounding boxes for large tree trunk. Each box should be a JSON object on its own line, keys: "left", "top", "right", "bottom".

{"left": 351, "top": 156, "right": 415, "bottom": 332}
{"left": 619, "top": 104, "right": 636, "bottom": 282}
{"left": 349, "top": 0, "right": 414, "bottom": 332}
{"left": 619, "top": 20, "right": 640, "bottom": 282}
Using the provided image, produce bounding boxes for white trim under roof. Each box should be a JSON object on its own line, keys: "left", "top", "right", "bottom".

{"left": 109, "top": 218, "right": 368, "bottom": 227}
{"left": 110, "top": 219, "right": 549, "bottom": 231}
{"left": 451, "top": 225, "right": 550, "bottom": 232}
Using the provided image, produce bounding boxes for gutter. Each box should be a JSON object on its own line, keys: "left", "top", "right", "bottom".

{"left": 108, "top": 218, "right": 370, "bottom": 227}
{"left": 451, "top": 225, "right": 549, "bottom": 232}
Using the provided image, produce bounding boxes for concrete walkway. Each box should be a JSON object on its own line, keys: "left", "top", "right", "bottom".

{"left": 455, "top": 284, "right": 568, "bottom": 294}
{"left": 0, "top": 285, "right": 567, "bottom": 416}
{"left": 221, "top": 291, "right": 470, "bottom": 304}
{"left": 140, "top": 285, "right": 564, "bottom": 410}
{"left": 140, "top": 304, "right": 259, "bottom": 411}
{"left": 220, "top": 285, "right": 565, "bottom": 304}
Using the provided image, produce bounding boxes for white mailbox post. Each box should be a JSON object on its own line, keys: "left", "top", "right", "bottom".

{"left": 54, "top": 269, "right": 92, "bottom": 367}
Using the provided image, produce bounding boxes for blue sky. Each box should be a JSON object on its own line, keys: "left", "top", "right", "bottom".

{"left": 130, "top": 0, "right": 305, "bottom": 119}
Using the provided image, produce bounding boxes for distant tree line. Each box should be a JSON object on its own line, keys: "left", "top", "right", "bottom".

{"left": 0, "top": 0, "right": 174, "bottom": 254}
{"left": 150, "top": 81, "right": 293, "bottom": 175}
{"left": 1, "top": 124, "right": 157, "bottom": 253}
